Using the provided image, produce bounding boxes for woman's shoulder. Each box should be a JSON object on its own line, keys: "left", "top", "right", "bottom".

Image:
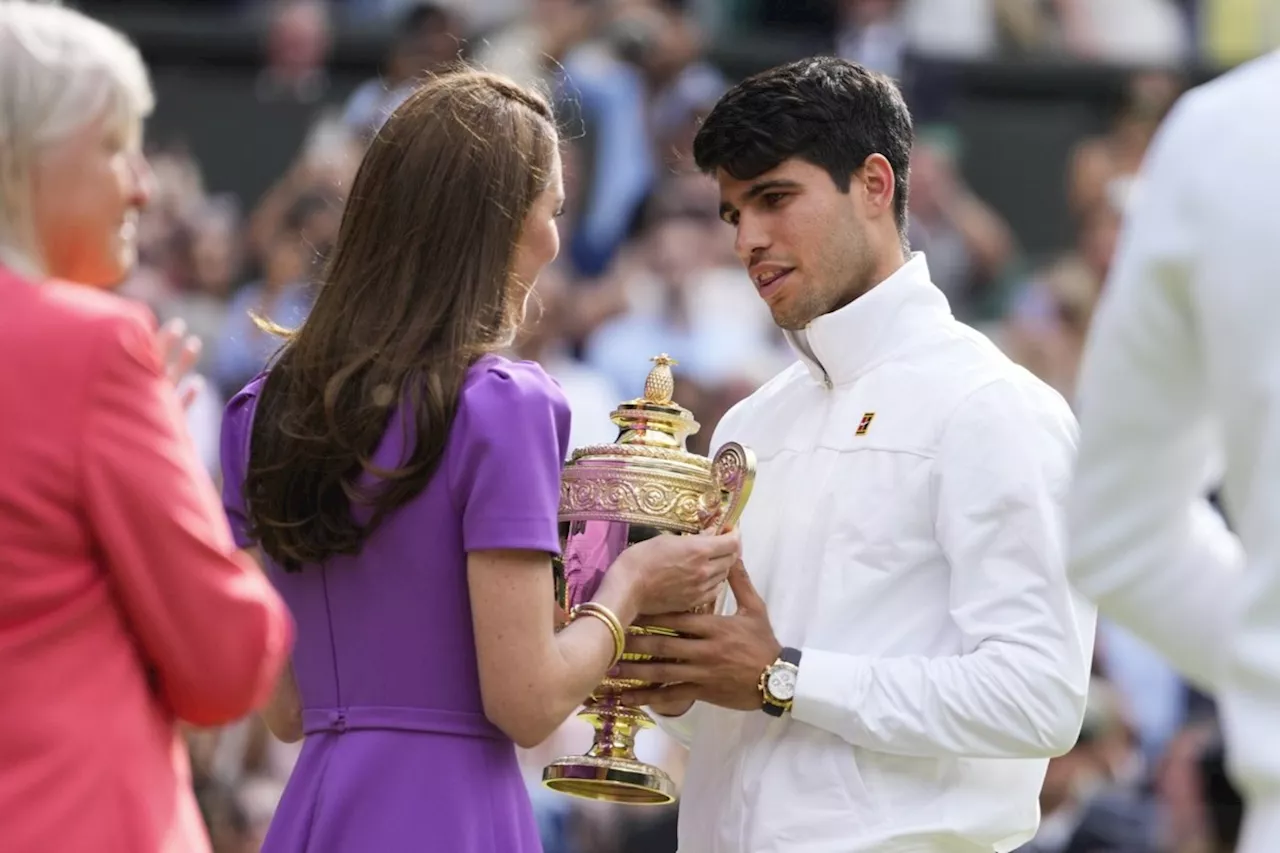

{"left": 223, "top": 371, "right": 269, "bottom": 427}
{"left": 459, "top": 354, "right": 569, "bottom": 416}
{"left": 451, "top": 355, "right": 573, "bottom": 467}
{"left": 219, "top": 372, "right": 270, "bottom": 485}
{"left": 23, "top": 275, "right": 157, "bottom": 352}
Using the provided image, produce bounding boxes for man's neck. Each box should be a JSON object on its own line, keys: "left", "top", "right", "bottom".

{"left": 870, "top": 243, "right": 909, "bottom": 292}
{"left": 832, "top": 244, "right": 908, "bottom": 314}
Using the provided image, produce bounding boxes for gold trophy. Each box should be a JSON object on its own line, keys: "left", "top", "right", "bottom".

{"left": 542, "top": 354, "right": 756, "bottom": 805}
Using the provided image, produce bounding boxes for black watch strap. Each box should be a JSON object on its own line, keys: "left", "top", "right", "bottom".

{"left": 780, "top": 646, "right": 802, "bottom": 666}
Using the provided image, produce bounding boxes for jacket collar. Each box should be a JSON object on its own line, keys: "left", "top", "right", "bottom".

{"left": 783, "top": 252, "right": 952, "bottom": 387}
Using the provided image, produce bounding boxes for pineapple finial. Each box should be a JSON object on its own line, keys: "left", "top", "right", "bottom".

{"left": 643, "top": 354, "right": 678, "bottom": 405}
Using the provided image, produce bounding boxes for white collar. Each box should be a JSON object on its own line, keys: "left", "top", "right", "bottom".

{"left": 784, "top": 252, "right": 951, "bottom": 387}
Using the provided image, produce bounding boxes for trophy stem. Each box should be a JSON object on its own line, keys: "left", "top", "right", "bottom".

{"left": 580, "top": 694, "right": 648, "bottom": 762}
{"left": 541, "top": 690, "right": 677, "bottom": 805}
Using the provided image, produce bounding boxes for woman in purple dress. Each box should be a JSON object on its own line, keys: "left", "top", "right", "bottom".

{"left": 218, "top": 70, "right": 740, "bottom": 852}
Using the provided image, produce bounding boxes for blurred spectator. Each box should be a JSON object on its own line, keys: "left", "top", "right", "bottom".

{"left": 341, "top": 2, "right": 463, "bottom": 140}
{"left": 194, "top": 774, "right": 258, "bottom": 853}
{"left": 476, "top": 0, "right": 600, "bottom": 89}
{"left": 833, "top": 0, "right": 1194, "bottom": 67}
{"left": 1154, "top": 720, "right": 1245, "bottom": 853}
{"left": 156, "top": 198, "right": 245, "bottom": 361}
{"left": 835, "top": 0, "right": 1075, "bottom": 75}
{"left": 1197, "top": 728, "right": 1246, "bottom": 853}
{"left": 1067, "top": 70, "right": 1184, "bottom": 221}
{"left": 210, "top": 191, "right": 332, "bottom": 400}
{"left": 582, "top": 176, "right": 788, "bottom": 404}
{"left": 1097, "top": 620, "right": 1192, "bottom": 777}
{"left": 835, "top": 0, "right": 911, "bottom": 78}
{"left": 902, "top": 0, "right": 1002, "bottom": 61}
{"left": 245, "top": 112, "right": 361, "bottom": 268}
{"left": 607, "top": 0, "right": 729, "bottom": 168}
{"left": 552, "top": 4, "right": 662, "bottom": 277}
{"left": 487, "top": 0, "right": 728, "bottom": 277}
{"left": 1001, "top": 192, "right": 1121, "bottom": 402}
{"left": 1019, "top": 677, "right": 1155, "bottom": 853}
{"left": 123, "top": 146, "right": 208, "bottom": 302}
{"left": 1053, "top": 0, "right": 1190, "bottom": 64}
{"left": 256, "top": 0, "right": 333, "bottom": 103}
{"left": 906, "top": 126, "right": 1017, "bottom": 322}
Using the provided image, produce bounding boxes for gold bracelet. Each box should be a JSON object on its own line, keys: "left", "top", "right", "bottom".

{"left": 571, "top": 602, "right": 626, "bottom": 670}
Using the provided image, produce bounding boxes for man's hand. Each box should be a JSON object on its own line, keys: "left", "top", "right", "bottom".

{"left": 155, "top": 317, "right": 203, "bottom": 410}
{"left": 616, "top": 561, "right": 782, "bottom": 712}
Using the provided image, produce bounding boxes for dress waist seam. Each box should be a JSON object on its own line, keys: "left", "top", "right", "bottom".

{"left": 301, "top": 705, "right": 505, "bottom": 740}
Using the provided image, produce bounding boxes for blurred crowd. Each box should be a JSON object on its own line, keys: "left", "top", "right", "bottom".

{"left": 105, "top": 1, "right": 1270, "bottom": 851}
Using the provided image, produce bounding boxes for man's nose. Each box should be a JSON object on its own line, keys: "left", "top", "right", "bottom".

{"left": 734, "top": 213, "right": 769, "bottom": 264}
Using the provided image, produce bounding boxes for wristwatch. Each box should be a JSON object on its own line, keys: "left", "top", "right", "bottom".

{"left": 759, "top": 647, "right": 802, "bottom": 717}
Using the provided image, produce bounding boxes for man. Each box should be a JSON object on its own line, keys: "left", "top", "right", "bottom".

{"left": 1064, "top": 50, "right": 1280, "bottom": 853}
{"left": 617, "top": 56, "right": 1095, "bottom": 852}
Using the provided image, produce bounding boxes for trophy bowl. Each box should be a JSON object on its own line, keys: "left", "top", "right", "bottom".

{"left": 541, "top": 354, "right": 756, "bottom": 805}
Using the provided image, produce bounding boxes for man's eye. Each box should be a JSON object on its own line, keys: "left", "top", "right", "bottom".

{"left": 763, "top": 193, "right": 786, "bottom": 207}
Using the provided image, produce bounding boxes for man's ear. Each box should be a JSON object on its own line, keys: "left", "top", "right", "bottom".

{"left": 859, "top": 153, "right": 897, "bottom": 222}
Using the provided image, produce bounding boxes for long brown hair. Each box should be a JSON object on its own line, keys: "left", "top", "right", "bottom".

{"left": 244, "top": 69, "right": 559, "bottom": 571}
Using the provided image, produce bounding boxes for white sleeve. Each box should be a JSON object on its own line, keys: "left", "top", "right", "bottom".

{"left": 649, "top": 703, "right": 704, "bottom": 749}
{"left": 1065, "top": 93, "right": 1244, "bottom": 694}
{"left": 792, "top": 380, "right": 1096, "bottom": 759}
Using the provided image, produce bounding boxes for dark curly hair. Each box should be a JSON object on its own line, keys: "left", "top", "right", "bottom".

{"left": 692, "top": 56, "right": 914, "bottom": 242}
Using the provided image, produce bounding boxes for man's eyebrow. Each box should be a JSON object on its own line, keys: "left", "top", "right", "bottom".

{"left": 719, "top": 179, "right": 803, "bottom": 219}
{"left": 743, "top": 179, "right": 802, "bottom": 200}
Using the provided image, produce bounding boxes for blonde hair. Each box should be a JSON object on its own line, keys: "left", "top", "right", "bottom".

{"left": 0, "top": 0, "right": 154, "bottom": 272}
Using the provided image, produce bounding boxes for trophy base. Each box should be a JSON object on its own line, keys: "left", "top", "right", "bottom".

{"left": 541, "top": 755, "right": 677, "bottom": 805}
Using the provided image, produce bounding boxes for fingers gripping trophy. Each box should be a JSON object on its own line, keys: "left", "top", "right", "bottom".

{"left": 543, "top": 354, "right": 756, "bottom": 804}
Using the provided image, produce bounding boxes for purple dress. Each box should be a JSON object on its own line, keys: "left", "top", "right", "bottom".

{"left": 219, "top": 354, "right": 569, "bottom": 853}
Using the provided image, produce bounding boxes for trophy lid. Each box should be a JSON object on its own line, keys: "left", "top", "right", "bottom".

{"left": 561, "top": 354, "right": 729, "bottom": 533}
{"left": 607, "top": 354, "right": 700, "bottom": 451}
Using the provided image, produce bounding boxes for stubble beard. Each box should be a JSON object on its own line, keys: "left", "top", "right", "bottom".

{"left": 772, "top": 265, "right": 872, "bottom": 332}
{"left": 772, "top": 307, "right": 807, "bottom": 332}
{"left": 771, "top": 292, "right": 821, "bottom": 331}
{"left": 770, "top": 225, "right": 878, "bottom": 330}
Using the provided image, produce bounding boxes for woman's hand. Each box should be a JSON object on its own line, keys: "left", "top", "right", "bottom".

{"left": 154, "top": 317, "right": 203, "bottom": 410}
{"left": 609, "top": 530, "right": 741, "bottom": 616}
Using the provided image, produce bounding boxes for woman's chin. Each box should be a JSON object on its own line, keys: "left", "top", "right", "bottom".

{"left": 96, "top": 243, "right": 138, "bottom": 289}
{"left": 69, "top": 252, "right": 134, "bottom": 290}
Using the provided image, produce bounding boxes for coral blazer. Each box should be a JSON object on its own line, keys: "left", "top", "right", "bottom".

{"left": 0, "top": 265, "right": 294, "bottom": 853}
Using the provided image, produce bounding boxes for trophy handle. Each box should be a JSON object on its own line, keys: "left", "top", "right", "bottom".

{"left": 709, "top": 441, "right": 756, "bottom": 533}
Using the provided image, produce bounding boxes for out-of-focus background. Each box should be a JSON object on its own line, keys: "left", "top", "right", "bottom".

{"left": 86, "top": 1, "right": 1271, "bottom": 850}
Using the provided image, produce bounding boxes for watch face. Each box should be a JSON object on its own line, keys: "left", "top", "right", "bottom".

{"left": 767, "top": 666, "right": 797, "bottom": 701}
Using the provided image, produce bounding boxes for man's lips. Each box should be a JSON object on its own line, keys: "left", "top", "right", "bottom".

{"left": 754, "top": 268, "right": 794, "bottom": 299}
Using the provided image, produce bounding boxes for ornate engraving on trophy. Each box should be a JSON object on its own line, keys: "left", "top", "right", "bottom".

{"left": 561, "top": 475, "right": 712, "bottom": 529}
